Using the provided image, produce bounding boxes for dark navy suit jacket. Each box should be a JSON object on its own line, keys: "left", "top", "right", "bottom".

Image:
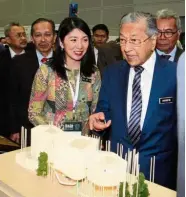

{"left": 96, "top": 54, "right": 177, "bottom": 190}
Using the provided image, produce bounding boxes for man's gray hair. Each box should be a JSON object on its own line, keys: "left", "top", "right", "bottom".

{"left": 120, "top": 12, "right": 158, "bottom": 37}
{"left": 4, "top": 22, "right": 22, "bottom": 37}
{"left": 156, "top": 9, "right": 181, "bottom": 30}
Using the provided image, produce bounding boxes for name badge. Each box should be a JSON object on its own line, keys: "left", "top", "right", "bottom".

{"left": 159, "top": 97, "right": 173, "bottom": 104}
{"left": 63, "top": 122, "right": 82, "bottom": 132}
{"left": 82, "top": 76, "right": 92, "bottom": 83}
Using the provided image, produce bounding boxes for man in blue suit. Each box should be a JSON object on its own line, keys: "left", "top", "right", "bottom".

{"left": 89, "top": 12, "right": 177, "bottom": 190}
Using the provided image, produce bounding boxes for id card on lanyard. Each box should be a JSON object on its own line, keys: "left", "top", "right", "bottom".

{"left": 64, "top": 67, "right": 81, "bottom": 134}
{"left": 67, "top": 70, "right": 80, "bottom": 112}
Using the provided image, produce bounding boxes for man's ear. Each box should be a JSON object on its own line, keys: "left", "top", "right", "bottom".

{"left": 151, "top": 35, "right": 157, "bottom": 51}
{"left": 5, "top": 37, "right": 11, "bottom": 45}
{"left": 177, "top": 30, "right": 181, "bottom": 40}
{"left": 106, "top": 35, "right": 109, "bottom": 42}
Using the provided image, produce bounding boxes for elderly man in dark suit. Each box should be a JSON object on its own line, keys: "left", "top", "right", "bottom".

{"left": 1, "top": 22, "right": 27, "bottom": 58}
{"left": 89, "top": 12, "right": 177, "bottom": 190}
{"left": 0, "top": 22, "right": 27, "bottom": 138}
{"left": 156, "top": 9, "right": 184, "bottom": 62}
{"left": 9, "top": 18, "right": 56, "bottom": 144}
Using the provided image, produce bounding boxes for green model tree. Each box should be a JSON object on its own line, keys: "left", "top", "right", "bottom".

{"left": 37, "top": 152, "right": 48, "bottom": 177}
{"left": 119, "top": 173, "right": 150, "bottom": 197}
{"left": 119, "top": 182, "right": 123, "bottom": 197}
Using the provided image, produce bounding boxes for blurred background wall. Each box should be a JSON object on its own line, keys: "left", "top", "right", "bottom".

{"left": 0, "top": 0, "right": 184, "bottom": 39}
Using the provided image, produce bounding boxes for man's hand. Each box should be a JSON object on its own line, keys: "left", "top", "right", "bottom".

{"left": 89, "top": 112, "right": 111, "bottom": 131}
{"left": 10, "top": 133, "right": 20, "bottom": 144}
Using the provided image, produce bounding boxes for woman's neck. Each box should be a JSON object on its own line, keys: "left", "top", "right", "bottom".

{"left": 65, "top": 59, "right": 80, "bottom": 70}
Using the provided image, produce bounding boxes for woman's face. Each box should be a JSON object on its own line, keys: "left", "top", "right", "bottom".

{"left": 61, "top": 28, "right": 89, "bottom": 63}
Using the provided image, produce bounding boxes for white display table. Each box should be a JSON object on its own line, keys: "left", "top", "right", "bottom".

{"left": 0, "top": 149, "right": 177, "bottom": 197}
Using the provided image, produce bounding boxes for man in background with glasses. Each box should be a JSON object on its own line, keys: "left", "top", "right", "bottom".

{"left": 89, "top": 12, "right": 177, "bottom": 190}
{"left": 0, "top": 22, "right": 28, "bottom": 139}
{"left": 156, "top": 9, "right": 184, "bottom": 62}
{"left": 3, "top": 22, "right": 27, "bottom": 58}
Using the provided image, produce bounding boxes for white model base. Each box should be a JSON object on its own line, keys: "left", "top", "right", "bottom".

{"left": 16, "top": 149, "right": 37, "bottom": 172}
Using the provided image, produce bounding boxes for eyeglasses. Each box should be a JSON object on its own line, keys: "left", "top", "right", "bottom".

{"left": 119, "top": 36, "right": 152, "bottom": 47}
{"left": 11, "top": 32, "right": 27, "bottom": 39}
{"left": 157, "top": 30, "right": 178, "bottom": 38}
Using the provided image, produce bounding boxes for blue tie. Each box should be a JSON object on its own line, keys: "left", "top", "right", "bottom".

{"left": 161, "top": 54, "right": 171, "bottom": 60}
{"left": 128, "top": 66, "right": 144, "bottom": 146}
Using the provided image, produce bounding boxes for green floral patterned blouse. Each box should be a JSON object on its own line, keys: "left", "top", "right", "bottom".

{"left": 28, "top": 64, "right": 101, "bottom": 135}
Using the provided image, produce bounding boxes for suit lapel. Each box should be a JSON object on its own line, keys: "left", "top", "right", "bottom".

{"left": 142, "top": 55, "right": 165, "bottom": 133}
{"left": 31, "top": 51, "right": 40, "bottom": 69}
{"left": 97, "top": 52, "right": 104, "bottom": 74}
{"left": 174, "top": 47, "right": 183, "bottom": 63}
{"left": 119, "top": 62, "right": 130, "bottom": 137}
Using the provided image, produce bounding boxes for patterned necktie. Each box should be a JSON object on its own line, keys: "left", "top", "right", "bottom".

{"left": 128, "top": 66, "right": 144, "bottom": 146}
{"left": 161, "top": 54, "right": 171, "bottom": 60}
{"left": 41, "top": 57, "right": 48, "bottom": 63}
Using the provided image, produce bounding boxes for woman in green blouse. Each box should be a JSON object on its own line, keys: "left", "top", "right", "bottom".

{"left": 28, "top": 17, "right": 101, "bottom": 135}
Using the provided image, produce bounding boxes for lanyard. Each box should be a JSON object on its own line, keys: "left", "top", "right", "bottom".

{"left": 66, "top": 68, "right": 80, "bottom": 111}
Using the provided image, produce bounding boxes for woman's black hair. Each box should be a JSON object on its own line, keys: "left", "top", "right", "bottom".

{"left": 52, "top": 17, "right": 96, "bottom": 80}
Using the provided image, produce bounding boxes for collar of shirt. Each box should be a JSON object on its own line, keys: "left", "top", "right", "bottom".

{"left": 139, "top": 51, "right": 156, "bottom": 77}
{"left": 9, "top": 47, "right": 25, "bottom": 58}
{"left": 36, "top": 49, "right": 53, "bottom": 66}
{"left": 156, "top": 46, "right": 177, "bottom": 62}
{"left": 94, "top": 47, "right": 98, "bottom": 64}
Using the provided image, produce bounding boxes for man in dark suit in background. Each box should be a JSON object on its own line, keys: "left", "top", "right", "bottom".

{"left": 0, "top": 22, "right": 27, "bottom": 138}
{"left": 92, "top": 24, "right": 109, "bottom": 70}
{"left": 9, "top": 18, "right": 56, "bottom": 144}
{"left": 2, "top": 22, "right": 27, "bottom": 58}
{"left": 89, "top": 12, "right": 177, "bottom": 190}
{"left": 97, "top": 41, "right": 123, "bottom": 76}
{"left": 156, "top": 9, "right": 184, "bottom": 62}
{"left": 92, "top": 24, "right": 109, "bottom": 49}
{"left": 92, "top": 24, "right": 123, "bottom": 76}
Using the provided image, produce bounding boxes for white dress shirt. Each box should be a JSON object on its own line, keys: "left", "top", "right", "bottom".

{"left": 156, "top": 46, "right": 177, "bottom": 62}
{"left": 94, "top": 47, "right": 98, "bottom": 64}
{"left": 9, "top": 47, "right": 25, "bottom": 58}
{"left": 127, "top": 51, "right": 156, "bottom": 130}
{"left": 36, "top": 50, "right": 53, "bottom": 66}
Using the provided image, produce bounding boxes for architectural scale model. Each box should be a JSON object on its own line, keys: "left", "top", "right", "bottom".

{"left": 15, "top": 125, "right": 152, "bottom": 197}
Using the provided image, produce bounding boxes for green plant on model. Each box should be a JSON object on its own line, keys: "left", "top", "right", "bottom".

{"left": 37, "top": 152, "right": 48, "bottom": 177}
{"left": 119, "top": 173, "right": 150, "bottom": 197}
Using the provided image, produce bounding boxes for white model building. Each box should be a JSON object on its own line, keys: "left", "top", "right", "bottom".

{"left": 16, "top": 125, "right": 142, "bottom": 197}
